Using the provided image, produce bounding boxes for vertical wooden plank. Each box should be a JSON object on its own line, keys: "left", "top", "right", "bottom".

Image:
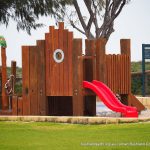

{"left": 78, "top": 57, "right": 84, "bottom": 115}
{"left": 90, "top": 40, "right": 96, "bottom": 80}
{"left": 116, "top": 55, "right": 119, "bottom": 93}
{"left": 37, "top": 40, "right": 47, "bottom": 115}
{"left": 84, "top": 40, "right": 96, "bottom": 116}
{"left": 72, "top": 39, "right": 84, "bottom": 116}
{"left": 120, "top": 55, "right": 123, "bottom": 93}
{"left": 58, "top": 23, "right": 64, "bottom": 96}
{"left": 105, "top": 55, "right": 108, "bottom": 85}
{"left": 18, "top": 97, "right": 23, "bottom": 115}
{"left": 85, "top": 39, "right": 96, "bottom": 56}
{"left": 49, "top": 26, "right": 55, "bottom": 95}
{"left": 45, "top": 33, "right": 51, "bottom": 96}
{"left": 11, "top": 61, "right": 16, "bottom": 95}
{"left": 113, "top": 55, "right": 115, "bottom": 92}
{"left": 109, "top": 55, "right": 112, "bottom": 89}
{"left": 106, "top": 55, "right": 108, "bottom": 86}
{"left": 68, "top": 32, "right": 73, "bottom": 96}
{"left": 128, "top": 55, "right": 131, "bottom": 92}
{"left": 11, "top": 61, "right": 16, "bottom": 78}
{"left": 120, "top": 55, "right": 123, "bottom": 94}
{"left": 106, "top": 55, "right": 110, "bottom": 87}
{"left": 111, "top": 55, "right": 113, "bottom": 91}
{"left": 120, "top": 39, "right": 131, "bottom": 95}
{"left": 22, "top": 99, "right": 29, "bottom": 116}
{"left": 85, "top": 40, "right": 91, "bottom": 81}
{"left": 109, "top": 55, "right": 111, "bottom": 87}
{"left": 120, "top": 39, "right": 131, "bottom": 57}
{"left": 115, "top": 55, "right": 118, "bottom": 93}
{"left": 1, "top": 47, "right": 8, "bottom": 110}
{"left": 12, "top": 96, "right": 18, "bottom": 115}
{"left": 125, "top": 55, "right": 127, "bottom": 93}
{"left": 123, "top": 55, "right": 125, "bottom": 93}
{"left": 96, "top": 38, "right": 107, "bottom": 82}
{"left": 117, "top": 55, "right": 120, "bottom": 94}
{"left": 111, "top": 55, "right": 113, "bottom": 90}
{"left": 121, "top": 55, "right": 124, "bottom": 93}
{"left": 29, "top": 46, "right": 38, "bottom": 115}
{"left": 112, "top": 55, "right": 114, "bottom": 91}
{"left": 113, "top": 55, "right": 116, "bottom": 93}
{"left": 22, "top": 46, "right": 30, "bottom": 115}
{"left": 85, "top": 40, "right": 96, "bottom": 81}
{"left": 63, "top": 29, "right": 69, "bottom": 95}
{"left": 119, "top": 55, "right": 122, "bottom": 94}
{"left": 53, "top": 29, "right": 59, "bottom": 95}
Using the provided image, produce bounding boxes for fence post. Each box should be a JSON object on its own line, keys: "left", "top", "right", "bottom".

{"left": 72, "top": 39, "right": 84, "bottom": 116}
{"left": 120, "top": 39, "right": 131, "bottom": 105}
{"left": 120, "top": 39, "right": 131, "bottom": 57}
{"left": 11, "top": 61, "right": 16, "bottom": 94}
{"left": 96, "top": 38, "right": 107, "bottom": 82}
{"left": 1, "top": 47, "right": 8, "bottom": 110}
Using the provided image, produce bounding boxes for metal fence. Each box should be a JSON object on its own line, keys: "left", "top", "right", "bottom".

{"left": 131, "top": 71, "right": 150, "bottom": 96}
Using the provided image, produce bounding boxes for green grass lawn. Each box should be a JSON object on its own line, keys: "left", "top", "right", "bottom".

{"left": 0, "top": 122, "right": 150, "bottom": 150}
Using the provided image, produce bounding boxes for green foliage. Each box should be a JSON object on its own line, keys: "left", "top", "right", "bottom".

{"left": 0, "top": 0, "right": 72, "bottom": 34}
{"left": 0, "top": 122, "right": 150, "bottom": 150}
{"left": 131, "top": 61, "right": 150, "bottom": 95}
{"left": 0, "top": 36, "right": 7, "bottom": 48}
{"left": 7, "top": 66, "right": 22, "bottom": 77}
{"left": 131, "top": 61, "right": 150, "bottom": 72}
{"left": 131, "top": 76, "right": 142, "bottom": 95}
{"left": 6, "top": 67, "right": 22, "bottom": 94}
{"left": 14, "top": 82, "right": 22, "bottom": 95}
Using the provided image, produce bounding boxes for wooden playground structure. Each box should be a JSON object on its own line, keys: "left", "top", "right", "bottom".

{"left": 0, "top": 22, "right": 145, "bottom": 116}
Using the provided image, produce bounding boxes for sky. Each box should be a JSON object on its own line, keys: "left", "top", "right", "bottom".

{"left": 0, "top": 0, "right": 150, "bottom": 67}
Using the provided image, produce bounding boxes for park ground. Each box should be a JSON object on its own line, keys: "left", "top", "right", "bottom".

{"left": 0, "top": 121, "right": 150, "bottom": 150}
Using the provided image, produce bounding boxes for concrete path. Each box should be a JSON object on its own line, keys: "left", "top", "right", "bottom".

{"left": 0, "top": 116, "right": 150, "bottom": 124}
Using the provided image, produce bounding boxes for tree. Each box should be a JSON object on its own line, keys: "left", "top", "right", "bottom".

{"left": 63, "top": 0, "right": 130, "bottom": 40}
{"left": 0, "top": 0, "right": 72, "bottom": 34}
{"left": 0, "top": 0, "right": 129, "bottom": 40}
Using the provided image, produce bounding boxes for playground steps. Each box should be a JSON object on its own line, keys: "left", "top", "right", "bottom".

{"left": 128, "top": 94, "right": 145, "bottom": 112}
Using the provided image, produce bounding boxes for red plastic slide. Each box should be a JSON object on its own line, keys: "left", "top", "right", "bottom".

{"left": 83, "top": 80, "right": 138, "bottom": 117}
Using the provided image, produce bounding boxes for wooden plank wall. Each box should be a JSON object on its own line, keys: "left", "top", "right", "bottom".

{"left": 94, "top": 38, "right": 131, "bottom": 95}
{"left": 105, "top": 54, "right": 130, "bottom": 94}
{"left": 22, "top": 41, "right": 47, "bottom": 115}
{"left": 46, "top": 22, "right": 73, "bottom": 96}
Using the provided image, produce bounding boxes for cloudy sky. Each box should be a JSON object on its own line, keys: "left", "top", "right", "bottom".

{"left": 0, "top": 0, "right": 150, "bottom": 67}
